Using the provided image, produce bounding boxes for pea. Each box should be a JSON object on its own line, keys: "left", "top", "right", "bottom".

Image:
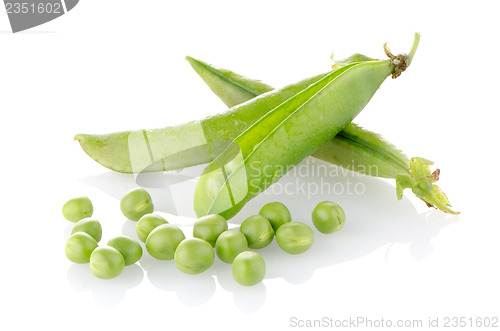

{"left": 62, "top": 196, "right": 93, "bottom": 222}
{"left": 276, "top": 222, "right": 314, "bottom": 255}
{"left": 65, "top": 232, "right": 98, "bottom": 264}
{"left": 215, "top": 230, "right": 248, "bottom": 263}
{"left": 71, "top": 218, "right": 102, "bottom": 242}
{"left": 312, "top": 201, "right": 346, "bottom": 234}
{"left": 145, "top": 224, "right": 185, "bottom": 260}
{"left": 232, "top": 251, "right": 266, "bottom": 286}
{"left": 120, "top": 187, "right": 154, "bottom": 221}
{"left": 259, "top": 201, "right": 291, "bottom": 232}
{"left": 239, "top": 215, "right": 274, "bottom": 249}
{"left": 136, "top": 213, "right": 168, "bottom": 243}
{"left": 174, "top": 238, "right": 214, "bottom": 274}
{"left": 107, "top": 236, "right": 143, "bottom": 266}
{"left": 89, "top": 247, "right": 125, "bottom": 279}
{"left": 193, "top": 214, "right": 228, "bottom": 247}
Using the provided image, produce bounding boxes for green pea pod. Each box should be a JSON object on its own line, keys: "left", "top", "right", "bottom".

{"left": 75, "top": 52, "right": 374, "bottom": 174}
{"left": 75, "top": 72, "right": 330, "bottom": 174}
{"left": 193, "top": 34, "right": 421, "bottom": 219}
{"left": 188, "top": 39, "right": 458, "bottom": 215}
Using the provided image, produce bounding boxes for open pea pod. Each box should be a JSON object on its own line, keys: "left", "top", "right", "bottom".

{"left": 194, "top": 33, "right": 421, "bottom": 219}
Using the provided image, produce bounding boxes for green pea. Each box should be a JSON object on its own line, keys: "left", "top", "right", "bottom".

{"left": 71, "top": 218, "right": 102, "bottom": 242}
{"left": 62, "top": 196, "right": 93, "bottom": 222}
{"left": 312, "top": 201, "right": 346, "bottom": 234}
{"left": 65, "top": 232, "right": 98, "bottom": 264}
{"left": 259, "top": 201, "right": 291, "bottom": 232}
{"left": 193, "top": 214, "right": 228, "bottom": 247}
{"left": 89, "top": 247, "right": 125, "bottom": 279}
{"left": 107, "top": 236, "right": 143, "bottom": 266}
{"left": 239, "top": 215, "right": 274, "bottom": 249}
{"left": 145, "top": 224, "right": 185, "bottom": 260}
{"left": 174, "top": 238, "right": 214, "bottom": 274}
{"left": 215, "top": 230, "right": 248, "bottom": 263}
{"left": 276, "top": 222, "right": 314, "bottom": 255}
{"left": 232, "top": 251, "right": 266, "bottom": 286}
{"left": 136, "top": 213, "right": 168, "bottom": 243}
{"left": 120, "top": 187, "right": 154, "bottom": 221}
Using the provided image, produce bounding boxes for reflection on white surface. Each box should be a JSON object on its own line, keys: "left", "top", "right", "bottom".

{"left": 73, "top": 158, "right": 458, "bottom": 310}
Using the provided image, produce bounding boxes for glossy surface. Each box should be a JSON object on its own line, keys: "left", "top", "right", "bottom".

{"left": 232, "top": 251, "right": 266, "bottom": 286}
{"left": 89, "top": 247, "right": 125, "bottom": 279}
{"left": 145, "top": 224, "right": 185, "bottom": 260}
{"left": 120, "top": 187, "right": 154, "bottom": 221}
{"left": 215, "top": 230, "right": 248, "bottom": 263}
{"left": 276, "top": 222, "right": 314, "bottom": 255}
{"left": 193, "top": 214, "right": 228, "bottom": 247}
{"left": 312, "top": 201, "right": 346, "bottom": 234}
{"left": 62, "top": 196, "right": 93, "bottom": 222}
{"left": 65, "top": 232, "right": 98, "bottom": 264}
{"left": 136, "top": 214, "right": 168, "bottom": 243}
{"left": 239, "top": 215, "right": 274, "bottom": 249}
{"left": 174, "top": 238, "right": 215, "bottom": 274}
{"left": 71, "top": 218, "right": 102, "bottom": 242}
{"left": 107, "top": 236, "right": 143, "bottom": 266}
{"left": 259, "top": 202, "right": 291, "bottom": 232}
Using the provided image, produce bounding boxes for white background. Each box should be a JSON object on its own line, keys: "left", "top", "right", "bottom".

{"left": 1, "top": 1, "right": 499, "bottom": 330}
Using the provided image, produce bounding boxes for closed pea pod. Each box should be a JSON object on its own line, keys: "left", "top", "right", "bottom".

{"left": 194, "top": 34, "right": 420, "bottom": 219}
{"left": 188, "top": 44, "right": 456, "bottom": 214}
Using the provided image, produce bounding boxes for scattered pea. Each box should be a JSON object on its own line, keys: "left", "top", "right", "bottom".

{"left": 71, "top": 218, "right": 102, "bottom": 242}
{"left": 62, "top": 196, "right": 93, "bottom": 222}
{"left": 65, "top": 232, "right": 98, "bottom": 263}
{"left": 276, "top": 222, "right": 314, "bottom": 255}
{"left": 145, "top": 224, "right": 185, "bottom": 260}
{"left": 312, "top": 201, "right": 346, "bottom": 234}
{"left": 215, "top": 229, "right": 248, "bottom": 263}
{"left": 174, "top": 238, "right": 214, "bottom": 274}
{"left": 120, "top": 187, "right": 154, "bottom": 221}
{"left": 89, "top": 247, "right": 125, "bottom": 279}
{"left": 232, "top": 251, "right": 266, "bottom": 286}
{"left": 136, "top": 213, "right": 168, "bottom": 243}
{"left": 107, "top": 236, "right": 143, "bottom": 266}
{"left": 193, "top": 214, "right": 228, "bottom": 247}
{"left": 239, "top": 215, "right": 274, "bottom": 249}
{"left": 259, "top": 201, "right": 291, "bottom": 232}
